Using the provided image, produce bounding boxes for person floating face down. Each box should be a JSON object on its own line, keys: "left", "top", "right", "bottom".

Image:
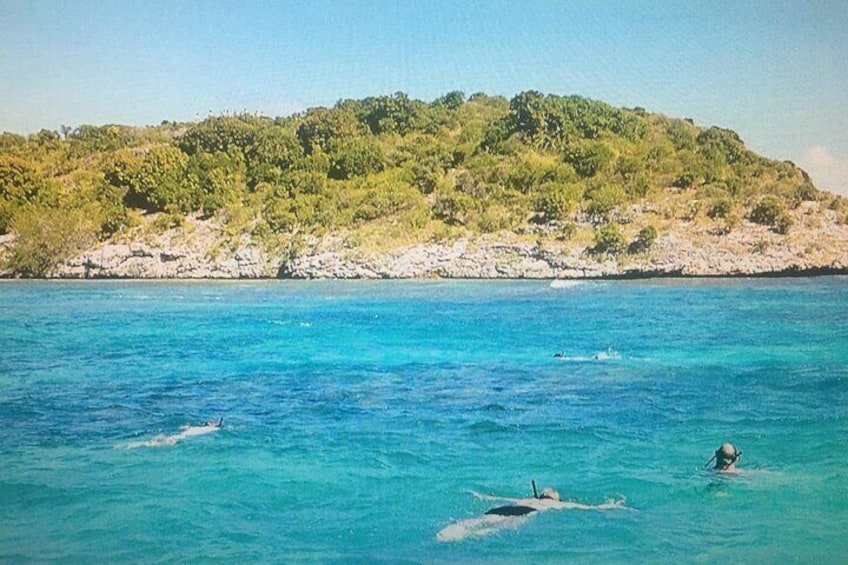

{"left": 436, "top": 482, "right": 631, "bottom": 542}
{"left": 484, "top": 486, "right": 562, "bottom": 516}
{"left": 708, "top": 442, "right": 742, "bottom": 473}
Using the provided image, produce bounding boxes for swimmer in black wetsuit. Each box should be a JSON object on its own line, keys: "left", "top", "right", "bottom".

{"left": 436, "top": 482, "right": 630, "bottom": 542}
{"left": 485, "top": 486, "right": 562, "bottom": 516}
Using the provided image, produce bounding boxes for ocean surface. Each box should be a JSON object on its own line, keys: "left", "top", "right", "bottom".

{"left": 1, "top": 278, "right": 846, "bottom": 563}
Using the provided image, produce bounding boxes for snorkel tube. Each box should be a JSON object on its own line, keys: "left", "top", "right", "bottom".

{"left": 705, "top": 444, "right": 742, "bottom": 470}
{"left": 531, "top": 480, "right": 539, "bottom": 499}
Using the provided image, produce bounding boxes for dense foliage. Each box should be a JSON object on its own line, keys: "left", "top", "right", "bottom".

{"left": 0, "top": 91, "right": 832, "bottom": 276}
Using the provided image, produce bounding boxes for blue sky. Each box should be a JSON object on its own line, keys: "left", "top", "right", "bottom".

{"left": 1, "top": 0, "right": 846, "bottom": 194}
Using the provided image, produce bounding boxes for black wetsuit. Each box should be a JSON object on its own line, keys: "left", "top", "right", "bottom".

{"left": 485, "top": 505, "right": 537, "bottom": 517}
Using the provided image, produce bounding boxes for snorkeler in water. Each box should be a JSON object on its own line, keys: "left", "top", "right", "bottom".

{"left": 705, "top": 442, "right": 742, "bottom": 473}
{"left": 122, "top": 417, "right": 223, "bottom": 448}
{"left": 436, "top": 481, "right": 630, "bottom": 542}
{"left": 481, "top": 481, "right": 569, "bottom": 516}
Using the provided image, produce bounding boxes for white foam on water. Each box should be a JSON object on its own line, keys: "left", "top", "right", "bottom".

{"left": 436, "top": 514, "right": 530, "bottom": 542}
{"left": 549, "top": 280, "right": 584, "bottom": 289}
{"left": 120, "top": 424, "right": 220, "bottom": 449}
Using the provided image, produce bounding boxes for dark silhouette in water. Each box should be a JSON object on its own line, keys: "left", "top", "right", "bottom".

{"left": 485, "top": 504, "right": 537, "bottom": 516}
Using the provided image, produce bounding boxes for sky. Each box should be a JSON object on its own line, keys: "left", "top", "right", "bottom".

{"left": 1, "top": 0, "right": 847, "bottom": 195}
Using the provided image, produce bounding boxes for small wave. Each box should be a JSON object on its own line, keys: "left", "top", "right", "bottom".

{"left": 593, "top": 348, "right": 621, "bottom": 361}
{"left": 553, "top": 348, "right": 620, "bottom": 362}
{"left": 467, "top": 420, "right": 512, "bottom": 433}
{"left": 549, "top": 280, "right": 583, "bottom": 289}
{"left": 554, "top": 355, "right": 594, "bottom": 362}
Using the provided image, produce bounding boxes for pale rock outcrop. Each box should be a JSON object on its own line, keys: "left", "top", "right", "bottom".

{"left": 8, "top": 204, "right": 847, "bottom": 279}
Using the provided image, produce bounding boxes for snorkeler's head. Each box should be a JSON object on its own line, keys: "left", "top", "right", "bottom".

{"left": 714, "top": 443, "right": 741, "bottom": 468}
{"left": 539, "top": 488, "right": 561, "bottom": 501}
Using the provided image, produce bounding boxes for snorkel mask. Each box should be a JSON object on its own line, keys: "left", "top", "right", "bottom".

{"left": 704, "top": 443, "right": 742, "bottom": 470}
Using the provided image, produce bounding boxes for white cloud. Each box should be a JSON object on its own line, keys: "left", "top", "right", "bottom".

{"left": 799, "top": 146, "right": 848, "bottom": 197}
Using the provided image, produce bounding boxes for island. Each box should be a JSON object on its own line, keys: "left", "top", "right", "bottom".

{"left": 1, "top": 91, "right": 846, "bottom": 279}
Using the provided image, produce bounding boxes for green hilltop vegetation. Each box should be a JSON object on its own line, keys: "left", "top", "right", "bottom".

{"left": 1, "top": 90, "right": 844, "bottom": 276}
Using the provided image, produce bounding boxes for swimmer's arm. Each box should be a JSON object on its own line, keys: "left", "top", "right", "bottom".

{"left": 554, "top": 501, "right": 596, "bottom": 510}
{"left": 550, "top": 498, "right": 633, "bottom": 511}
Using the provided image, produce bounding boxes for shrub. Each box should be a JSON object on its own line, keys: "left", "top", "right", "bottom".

{"left": 585, "top": 184, "right": 626, "bottom": 220}
{"left": 749, "top": 195, "right": 792, "bottom": 234}
{"left": 556, "top": 221, "right": 577, "bottom": 241}
{"left": 591, "top": 222, "right": 627, "bottom": 255}
{"left": 536, "top": 182, "right": 581, "bottom": 221}
{"left": 263, "top": 198, "right": 298, "bottom": 233}
{"left": 477, "top": 204, "right": 518, "bottom": 232}
{"left": 707, "top": 198, "right": 733, "bottom": 219}
{"left": 433, "top": 191, "right": 475, "bottom": 226}
{"left": 328, "top": 138, "right": 386, "bottom": 180}
{"left": 4, "top": 204, "right": 98, "bottom": 277}
{"left": 565, "top": 142, "right": 613, "bottom": 178}
{"left": 628, "top": 225, "right": 657, "bottom": 253}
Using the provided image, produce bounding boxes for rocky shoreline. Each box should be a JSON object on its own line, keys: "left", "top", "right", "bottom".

{"left": 4, "top": 201, "right": 839, "bottom": 280}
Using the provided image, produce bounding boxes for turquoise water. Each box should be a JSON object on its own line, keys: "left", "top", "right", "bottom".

{"left": 1, "top": 278, "right": 847, "bottom": 563}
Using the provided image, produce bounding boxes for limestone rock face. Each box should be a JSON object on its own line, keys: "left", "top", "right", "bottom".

{"left": 14, "top": 205, "right": 848, "bottom": 279}
{"left": 52, "top": 219, "right": 276, "bottom": 279}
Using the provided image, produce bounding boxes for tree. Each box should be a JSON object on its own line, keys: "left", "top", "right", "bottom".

{"left": 30, "top": 129, "right": 60, "bottom": 147}
{"left": 4, "top": 204, "right": 98, "bottom": 277}
{"left": 107, "top": 146, "right": 198, "bottom": 213}
{"left": 296, "top": 107, "right": 362, "bottom": 154}
{"left": 68, "top": 124, "right": 133, "bottom": 154}
{"left": 245, "top": 126, "right": 304, "bottom": 188}
{"left": 178, "top": 116, "right": 257, "bottom": 156}
{"left": 359, "top": 92, "right": 421, "bottom": 136}
{"left": 697, "top": 127, "right": 747, "bottom": 165}
{"left": 328, "top": 138, "right": 386, "bottom": 180}
{"left": 0, "top": 156, "right": 44, "bottom": 233}
{"left": 749, "top": 195, "right": 792, "bottom": 234}
{"left": 185, "top": 151, "right": 245, "bottom": 215}
{"left": 591, "top": 222, "right": 627, "bottom": 255}
{"left": 506, "top": 90, "right": 546, "bottom": 141}
{"left": 435, "top": 91, "right": 465, "bottom": 110}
